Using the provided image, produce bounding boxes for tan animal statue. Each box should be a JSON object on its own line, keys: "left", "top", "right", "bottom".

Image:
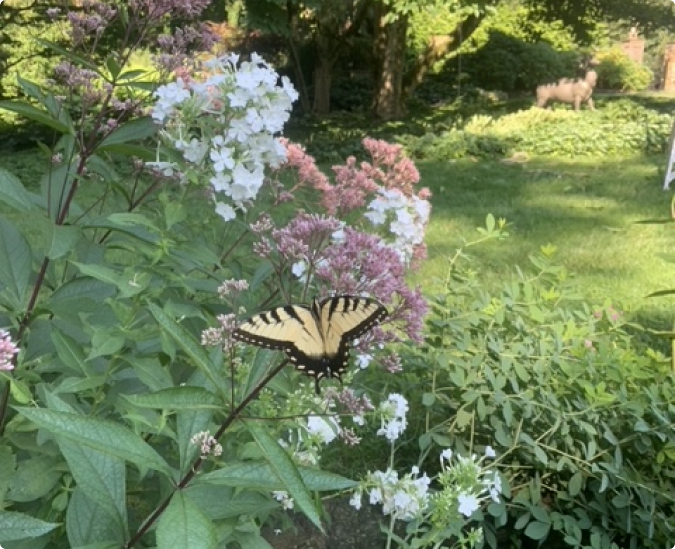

{"left": 535, "top": 69, "right": 598, "bottom": 111}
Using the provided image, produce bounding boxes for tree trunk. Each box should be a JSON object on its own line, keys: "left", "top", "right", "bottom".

{"left": 313, "top": 55, "right": 334, "bottom": 115}
{"left": 404, "top": 13, "right": 486, "bottom": 99}
{"left": 372, "top": 2, "right": 408, "bottom": 120}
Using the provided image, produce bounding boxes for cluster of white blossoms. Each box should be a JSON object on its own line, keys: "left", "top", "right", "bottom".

{"left": 350, "top": 466, "right": 431, "bottom": 521}
{"left": 365, "top": 188, "right": 431, "bottom": 264}
{"left": 150, "top": 53, "right": 298, "bottom": 221}
{"left": 349, "top": 445, "right": 502, "bottom": 543}
{"left": 431, "top": 447, "right": 502, "bottom": 523}
{"left": 376, "top": 393, "right": 408, "bottom": 442}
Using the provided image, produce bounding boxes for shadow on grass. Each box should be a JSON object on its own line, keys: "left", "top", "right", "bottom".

{"left": 416, "top": 154, "right": 675, "bottom": 348}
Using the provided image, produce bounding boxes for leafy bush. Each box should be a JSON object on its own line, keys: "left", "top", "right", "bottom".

{"left": 596, "top": 48, "right": 654, "bottom": 91}
{"left": 462, "top": 32, "right": 579, "bottom": 93}
{"left": 399, "top": 101, "right": 673, "bottom": 160}
{"left": 394, "top": 244, "right": 675, "bottom": 548}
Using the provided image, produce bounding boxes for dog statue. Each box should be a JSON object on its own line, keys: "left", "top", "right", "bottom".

{"left": 535, "top": 67, "right": 598, "bottom": 111}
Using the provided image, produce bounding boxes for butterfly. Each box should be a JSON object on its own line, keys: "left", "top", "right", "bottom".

{"left": 232, "top": 295, "right": 388, "bottom": 393}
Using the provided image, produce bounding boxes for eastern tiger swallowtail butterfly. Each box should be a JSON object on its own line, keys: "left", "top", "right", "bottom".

{"left": 232, "top": 295, "right": 388, "bottom": 393}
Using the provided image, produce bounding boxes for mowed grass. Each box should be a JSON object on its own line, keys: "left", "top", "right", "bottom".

{"left": 416, "top": 154, "right": 675, "bottom": 331}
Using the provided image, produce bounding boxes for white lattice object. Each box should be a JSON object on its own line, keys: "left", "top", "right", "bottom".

{"left": 665, "top": 120, "right": 675, "bottom": 190}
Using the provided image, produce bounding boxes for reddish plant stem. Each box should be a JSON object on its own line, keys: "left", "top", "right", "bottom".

{"left": 123, "top": 359, "right": 290, "bottom": 548}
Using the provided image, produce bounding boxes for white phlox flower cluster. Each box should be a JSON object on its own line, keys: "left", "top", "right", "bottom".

{"left": 150, "top": 53, "right": 298, "bottom": 222}
{"left": 365, "top": 188, "right": 431, "bottom": 264}
{"left": 432, "top": 446, "right": 503, "bottom": 521}
{"left": 350, "top": 466, "right": 430, "bottom": 521}
{"left": 276, "top": 414, "right": 341, "bottom": 468}
{"left": 305, "top": 415, "right": 340, "bottom": 444}
{"left": 272, "top": 490, "right": 294, "bottom": 510}
{"left": 377, "top": 393, "right": 408, "bottom": 441}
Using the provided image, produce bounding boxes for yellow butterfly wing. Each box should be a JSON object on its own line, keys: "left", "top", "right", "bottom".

{"left": 233, "top": 295, "right": 387, "bottom": 393}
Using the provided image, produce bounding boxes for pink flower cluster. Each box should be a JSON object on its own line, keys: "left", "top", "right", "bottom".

{"left": 0, "top": 330, "right": 19, "bottom": 372}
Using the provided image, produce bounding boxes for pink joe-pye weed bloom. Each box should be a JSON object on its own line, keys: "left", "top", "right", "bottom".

{"left": 0, "top": 330, "right": 19, "bottom": 372}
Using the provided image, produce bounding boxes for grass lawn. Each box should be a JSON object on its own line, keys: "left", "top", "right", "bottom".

{"left": 417, "top": 153, "right": 675, "bottom": 332}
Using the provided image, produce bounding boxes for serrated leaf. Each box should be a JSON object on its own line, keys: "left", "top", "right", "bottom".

{"left": 149, "top": 304, "right": 224, "bottom": 392}
{"left": 87, "top": 328, "right": 125, "bottom": 360}
{"left": 15, "top": 407, "right": 173, "bottom": 477}
{"left": 184, "top": 486, "right": 276, "bottom": 520}
{"left": 52, "top": 330, "right": 87, "bottom": 374}
{"left": 156, "top": 492, "right": 217, "bottom": 549}
{"left": 246, "top": 422, "right": 322, "bottom": 532}
{"left": 0, "top": 217, "right": 32, "bottom": 309}
{"left": 8, "top": 455, "right": 61, "bottom": 503}
{"left": 0, "top": 169, "right": 36, "bottom": 212}
{"left": 199, "top": 461, "right": 356, "bottom": 492}
{"left": 47, "top": 224, "right": 82, "bottom": 260}
{"left": 59, "top": 440, "right": 127, "bottom": 535}
{"left": 0, "top": 510, "right": 59, "bottom": 541}
{"left": 66, "top": 487, "right": 125, "bottom": 546}
{"left": 0, "top": 101, "right": 71, "bottom": 134}
{"left": 98, "top": 117, "right": 157, "bottom": 149}
{"left": 125, "top": 387, "right": 222, "bottom": 410}
{"left": 70, "top": 262, "right": 121, "bottom": 288}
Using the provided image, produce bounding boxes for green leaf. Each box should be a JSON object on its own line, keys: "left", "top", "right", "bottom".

{"left": 52, "top": 330, "right": 87, "bottom": 374}
{"left": 0, "top": 510, "right": 59, "bottom": 541}
{"left": 15, "top": 407, "right": 173, "bottom": 477}
{"left": 0, "top": 101, "right": 72, "bottom": 134}
{"left": 117, "top": 69, "right": 150, "bottom": 82}
{"left": 231, "top": 531, "right": 274, "bottom": 549}
{"left": 524, "top": 520, "right": 550, "bottom": 540}
{"left": 0, "top": 446, "right": 16, "bottom": 504}
{"left": 156, "top": 492, "right": 217, "bottom": 549}
{"left": 47, "top": 224, "right": 82, "bottom": 260}
{"left": 50, "top": 277, "right": 116, "bottom": 304}
{"left": 59, "top": 440, "right": 127, "bottom": 535}
{"left": 8, "top": 455, "right": 62, "bottom": 503}
{"left": 246, "top": 422, "right": 323, "bottom": 532}
{"left": 87, "top": 328, "right": 125, "bottom": 360}
{"left": 149, "top": 304, "right": 224, "bottom": 393}
{"left": 125, "top": 387, "right": 223, "bottom": 410}
{"left": 105, "top": 56, "right": 121, "bottom": 79}
{"left": 0, "top": 169, "right": 36, "bottom": 212}
{"left": 66, "top": 487, "right": 125, "bottom": 546}
{"left": 98, "top": 117, "right": 157, "bottom": 149}
{"left": 70, "top": 262, "right": 121, "bottom": 288}
{"left": 199, "top": 461, "right": 356, "bottom": 492}
{"left": 422, "top": 392, "right": 435, "bottom": 406}
{"left": 183, "top": 486, "right": 276, "bottom": 520}
{"left": 646, "top": 289, "right": 675, "bottom": 298}
{"left": 33, "top": 39, "right": 100, "bottom": 71}
{"left": 131, "top": 358, "right": 174, "bottom": 391}
{"left": 533, "top": 445, "right": 548, "bottom": 465}
{"left": 568, "top": 471, "right": 583, "bottom": 497}
{"left": 0, "top": 216, "right": 32, "bottom": 309}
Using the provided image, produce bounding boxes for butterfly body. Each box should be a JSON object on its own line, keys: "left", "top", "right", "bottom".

{"left": 232, "top": 296, "right": 387, "bottom": 392}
